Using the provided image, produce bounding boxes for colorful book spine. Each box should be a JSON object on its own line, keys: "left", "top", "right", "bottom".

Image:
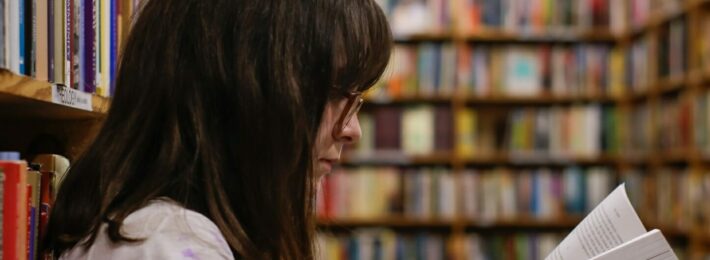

{"left": 461, "top": 167, "right": 614, "bottom": 220}
{"left": 72, "top": 0, "right": 80, "bottom": 89}
{"left": 35, "top": 0, "right": 49, "bottom": 81}
{"left": 0, "top": 0, "right": 5, "bottom": 68}
{"left": 461, "top": 232, "right": 564, "bottom": 260}
{"left": 0, "top": 153, "right": 28, "bottom": 260}
{"left": 317, "top": 231, "right": 447, "bottom": 260}
{"left": 64, "top": 0, "right": 72, "bottom": 86}
{"left": 109, "top": 0, "right": 117, "bottom": 95}
{"left": 48, "top": 0, "right": 54, "bottom": 81}
{"left": 53, "top": 0, "right": 65, "bottom": 85}
{"left": 82, "top": 0, "right": 96, "bottom": 93}
{"left": 26, "top": 166, "right": 40, "bottom": 260}
{"left": 19, "top": 0, "right": 26, "bottom": 74}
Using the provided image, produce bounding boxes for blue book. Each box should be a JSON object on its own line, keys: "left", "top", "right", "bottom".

{"left": 109, "top": 0, "right": 117, "bottom": 95}
{"left": 19, "top": 0, "right": 25, "bottom": 74}
{"left": 347, "top": 236, "right": 359, "bottom": 260}
{"left": 373, "top": 236, "right": 382, "bottom": 260}
{"left": 29, "top": 205, "right": 37, "bottom": 260}
{"left": 530, "top": 172, "right": 539, "bottom": 215}
{"left": 77, "top": 0, "right": 84, "bottom": 91}
{"left": 432, "top": 44, "right": 442, "bottom": 92}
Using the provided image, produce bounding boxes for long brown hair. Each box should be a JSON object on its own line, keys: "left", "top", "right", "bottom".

{"left": 45, "top": 0, "right": 392, "bottom": 258}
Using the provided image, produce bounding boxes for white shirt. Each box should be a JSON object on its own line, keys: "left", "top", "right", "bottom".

{"left": 61, "top": 199, "right": 234, "bottom": 260}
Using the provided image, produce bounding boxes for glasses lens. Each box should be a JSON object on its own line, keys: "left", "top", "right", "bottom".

{"left": 341, "top": 97, "right": 363, "bottom": 132}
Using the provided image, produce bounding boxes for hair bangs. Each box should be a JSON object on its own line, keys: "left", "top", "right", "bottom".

{"left": 333, "top": 0, "right": 393, "bottom": 93}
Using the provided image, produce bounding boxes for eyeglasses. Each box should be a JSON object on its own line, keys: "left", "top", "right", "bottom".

{"left": 331, "top": 89, "right": 364, "bottom": 139}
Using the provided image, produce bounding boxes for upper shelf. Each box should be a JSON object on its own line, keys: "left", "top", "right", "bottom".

{"left": 393, "top": 0, "right": 710, "bottom": 44}
{"left": 393, "top": 30, "right": 618, "bottom": 44}
{"left": 0, "top": 69, "right": 110, "bottom": 120}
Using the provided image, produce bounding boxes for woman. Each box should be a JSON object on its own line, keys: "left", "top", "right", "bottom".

{"left": 45, "top": 0, "right": 392, "bottom": 259}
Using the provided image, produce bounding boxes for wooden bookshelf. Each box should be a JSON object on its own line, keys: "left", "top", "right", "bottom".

{"left": 0, "top": 70, "right": 109, "bottom": 160}
{"left": 464, "top": 94, "right": 617, "bottom": 105}
{"left": 394, "top": 33, "right": 454, "bottom": 43}
{"left": 340, "top": 151, "right": 453, "bottom": 165}
{"left": 463, "top": 217, "right": 582, "bottom": 229}
{"left": 656, "top": 75, "right": 688, "bottom": 93}
{"left": 318, "top": 217, "right": 454, "bottom": 228}
{"left": 460, "top": 29, "right": 617, "bottom": 43}
{"left": 326, "top": 1, "right": 710, "bottom": 258}
{"left": 463, "top": 153, "right": 621, "bottom": 166}
{"left": 0, "top": 69, "right": 109, "bottom": 120}
{"left": 4, "top": 0, "right": 709, "bottom": 258}
{"left": 364, "top": 95, "right": 453, "bottom": 104}
{"left": 620, "top": 0, "right": 704, "bottom": 39}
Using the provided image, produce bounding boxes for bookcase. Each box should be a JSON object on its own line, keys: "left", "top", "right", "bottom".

{"left": 316, "top": 0, "right": 710, "bottom": 259}
{"left": 3, "top": 0, "right": 710, "bottom": 259}
{"left": 0, "top": 0, "right": 133, "bottom": 258}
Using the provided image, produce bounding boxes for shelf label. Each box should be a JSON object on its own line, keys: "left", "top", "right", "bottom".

{"left": 51, "top": 84, "right": 93, "bottom": 111}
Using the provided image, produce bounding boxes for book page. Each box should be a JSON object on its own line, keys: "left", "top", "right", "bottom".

{"left": 590, "top": 229, "right": 678, "bottom": 260}
{"left": 545, "top": 184, "right": 647, "bottom": 260}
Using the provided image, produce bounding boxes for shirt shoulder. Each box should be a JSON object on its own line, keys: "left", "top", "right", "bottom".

{"left": 61, "top": 199, "right": 234, "bottom": 260}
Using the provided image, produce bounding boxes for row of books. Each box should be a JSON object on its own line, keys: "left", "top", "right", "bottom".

{"left": 317, "top": 230, "right": 448, "bottom": 260}
{"left": 458, "top": 233, "right": 563, "bottom": 260}
{"left": 456, "top": 105, "right": 615, "bottom": 159}
{"left": 700, "top": 12, "right": 710, "bottom": 70}
{"left": 622, "top": 168, "right": 710, "bottom": 231}
{"left": 316, "top": 166, "right": 615, "bottom": 221}
{"left": 0, "top": 152, "right": 69, "bottom": 260}
{"left": 0, "top": 0, "right": 142, "bottom": 96}
{"left": 353, "top": 105, "right": 453, "bottom": 157}
{"left": 375, "top": 44, "right": 618, "bottom": 100}
{"left": 627, "top": 0, "right": 684, "bottom": 30}
{"left": 373, "top": 35, "right": 689, "bottom": 100}
{"left": 694, "top": 90, "right": 710, "bottom": 155}
{"left": 353, "top": 100, "right": 710, "bottom": 159}
{"left": 376, "top": 0, "right": 452, "bottom": 37}
{"left": 456, "top": 0, "right": 627, "bottom": 35}
{"left": 627, "top": 35, "right": 653, "bottom": 93}
{"left": 657, "top": 18, "right": 687, "bottom": 80}
{"left": 459, "top": 167, "right": 614, "bottom": 220}
{"left": 378, "top": 0, "right": 628, "bottom": 37}
{"left": 657, "top": 94, "right": 691, "bottom": 151}
{"left": 627, "top": 90, "right": 710, "bottom": 154}
{"left": 457, "top": 44, "right": 615, "bottom": 97}
{"left": 317, "top": 230, "right": 691, "bottom": 260}
{"left": 316, "top": 167, "right": 456, "bottom": 220}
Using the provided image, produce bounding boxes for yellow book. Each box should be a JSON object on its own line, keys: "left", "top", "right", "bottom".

{"left": 53, "top": 0, "right": 65, "bottom": 85}
{"left": 609, "top": 47, "right": 625, "bottom": 97}
{"left": 455, "top": 108, "right": 476, "bottom": 158}
{"left": 98, "top": 0, "right": 111, "bottom": 96}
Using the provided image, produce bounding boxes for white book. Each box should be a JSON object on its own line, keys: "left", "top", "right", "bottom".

{"left": 545, "top": 184, "right": 678, "bottom": 260}
{"left": 504, "top": 47, "right": 541, "bottom": 96}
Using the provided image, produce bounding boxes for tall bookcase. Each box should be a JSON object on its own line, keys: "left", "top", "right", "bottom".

{"left": 316, "top": 0, "right": 710, "bottom": 259}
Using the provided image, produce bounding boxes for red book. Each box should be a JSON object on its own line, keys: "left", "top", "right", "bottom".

{"left": 0, "top": 161, "right": 29, "bottom": 260}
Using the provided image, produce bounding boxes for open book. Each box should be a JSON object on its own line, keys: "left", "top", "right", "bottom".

{"left": 545, "top": 184, "right": 678, "bottom": 260}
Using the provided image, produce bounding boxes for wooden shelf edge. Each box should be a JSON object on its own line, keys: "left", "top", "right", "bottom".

{"left": 341, "top": 152, "right": 453, "bottom": 165}
{"left": 339, "top": 151, "right": 710, "bottom": 166}
{"left": 464, "top": 216, "right": 582, "bottom": 229}
{"left": 364, "top": 95, "right": 453, "bottom": 104}
{"left": 463, "top": 154, "right": 620, "bottom": 166}
{"left": 465, "top": 95, "right": 617, "bottom": 105}
{"left": 317, "top": 217, "right": 453, "bottom": 228}
{"left": 0, "top": 69, "right": 110, "bottom": 119}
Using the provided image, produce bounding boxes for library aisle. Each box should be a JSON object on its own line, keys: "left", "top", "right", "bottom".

{"left": 2, "top": 0, "right": 710, "bottom": 259}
